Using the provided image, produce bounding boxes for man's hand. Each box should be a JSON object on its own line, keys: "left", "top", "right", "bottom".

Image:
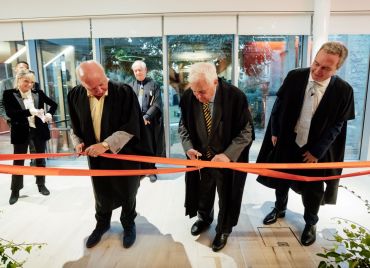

{"left": 85, "top": 143, "right": 109, "bottom": 157}
{"left": 271, "top": 136, "right": 278, "bottom": 146}
{"left": 186, "top": 149, "right": 202, "bottom": 160}
{"left": 212, "top": 153, "right": 230, "bottom": 162}
{"left": 75, "top": 143, "right": 85, "bottom": 155}
{"left": 143, "top": 118, "right": 151, "bottom": 125}
{"left": 302, "top": 151, "right": 318, "bottom": 163}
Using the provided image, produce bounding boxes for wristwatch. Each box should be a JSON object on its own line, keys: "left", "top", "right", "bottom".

{"left": 101, "top": 141, "right": 110, "bottom": 150}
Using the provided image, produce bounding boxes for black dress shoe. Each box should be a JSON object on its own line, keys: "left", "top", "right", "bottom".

{"left": 212, "top": 233, "right": 229, "bottom": 252}
{"left": 123, "top": 225, "right": 136, "bottom": 248}
{"left": 301, "top": 224, "right": 316, "bottom": 246}
{"left": 191, "top": 220, "right": 210, "bottom": 236}
{"left": 86, "top": 225, "right": 110, "bottom": 248}
{"left": 38, "top": 185, "right": 50, "bottom": 196}
{"left": 9, "top": 190, "right": 19, "bottom": 205}
{"left": 263, "top": 208, "right": 286, "bottom": 225}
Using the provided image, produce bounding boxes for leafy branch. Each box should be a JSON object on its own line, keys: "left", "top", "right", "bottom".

{"left": 0, "top": 237, "right": 45, "bottom": 268}
{"left": 317, "top": 185, "right": 370, "bottom": 268}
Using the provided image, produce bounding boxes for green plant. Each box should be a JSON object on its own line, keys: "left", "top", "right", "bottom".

{"left": 0, "top": 210, "right": 45, "bottom": 268}
{"left": 0, "top": 237, "right": 45, "bottom": 268}
{"left": 317, "top": 185, "right": 370, "bottom": 268}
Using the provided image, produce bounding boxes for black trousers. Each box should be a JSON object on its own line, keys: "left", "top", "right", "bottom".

{"left": 274, "top": 141, "right": 325, "bottom": 225}
{"left": 11, "top": 127, "right": 47, "bottom": 191}
{"left": 197, "top": 168, "right": 233, "bottom": 234}
{"left": 93, "top": 176, "right": 140, "bottom": 229}
{"left": 141, "top": 121, "right": 156, "bottom": 170}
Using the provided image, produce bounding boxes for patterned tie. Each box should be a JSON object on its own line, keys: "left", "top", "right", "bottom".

{"left": 295, "top": 81, "right": 318, "bottom": 147}
{"left": 202, "top": 102, "right": 213, "bottom": 158}
{"left": 138, "top": 83, "right": 144, "bottom": 109}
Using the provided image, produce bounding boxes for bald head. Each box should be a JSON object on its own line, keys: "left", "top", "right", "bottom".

{"left": 76, "top": 60, "right": 108, "bottom": 98}
{"left": 77, "top": 60, "right": 106, "bottom": 81}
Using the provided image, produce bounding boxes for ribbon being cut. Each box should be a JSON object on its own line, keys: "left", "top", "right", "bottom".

{"left": 1, "top": 153, "right": 370, "bottom": 181}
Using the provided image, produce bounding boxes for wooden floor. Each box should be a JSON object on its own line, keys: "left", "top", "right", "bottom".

{"left": 0, "top": 159, "right": 369, "bottom": 268}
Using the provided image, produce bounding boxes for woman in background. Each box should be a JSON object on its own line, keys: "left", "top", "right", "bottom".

{"left": 3, "top": 69, "right": 57, "bottom": 205}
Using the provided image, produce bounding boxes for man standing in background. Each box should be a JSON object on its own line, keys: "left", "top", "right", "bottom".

{"left": 130, "top": 60, "right": 165, "bottom": 182}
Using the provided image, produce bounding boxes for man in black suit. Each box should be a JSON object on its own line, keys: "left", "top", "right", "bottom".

{"left": 257, "top": 41, "right": 355, "bottom": 246}
{"left": 178, "top": 62, "right": 254, "bottom": 251}
{"left": 68, "top": 60, "right": 149, "bottom": 249}
{"left": 130, "top": 60, "right": 165, "bottom": 183}
{"left": 3, "top": 70, "right": 57, "bottom": 204}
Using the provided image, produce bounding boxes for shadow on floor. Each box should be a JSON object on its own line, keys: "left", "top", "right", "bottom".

{"left": 63, "top": 214, "right": 192, "bottom": 268}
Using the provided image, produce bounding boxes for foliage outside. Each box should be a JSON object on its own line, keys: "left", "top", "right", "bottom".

{"left": 317, "top": 185, "right": 370, "bottom": 268}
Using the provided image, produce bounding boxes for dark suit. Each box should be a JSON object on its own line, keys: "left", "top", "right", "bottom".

{"left": 130, "top": 77, "right": 165, "bottom": 162}
{"left": 257, "top": 68, "right": 355, "bottom": 225}
{"left": 68, "top": 80, "right": 150, "bottom": 228}
{"left": 3, "top": 87, "right": 57, "bottom": 190}
{"left": 179, "top": 78, "right": 254, "bottom": 234}
{"left": 0, "top": 79, "right": 41, "bottom": 121}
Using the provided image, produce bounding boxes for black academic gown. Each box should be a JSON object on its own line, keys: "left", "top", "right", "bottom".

{"left": 257, "top": 68, "right": 355, "bottom": 204}
{"left": 68, "top": 81, "right": 150, "bottom": 213}
{"left": 180, "top": 79, "right": 254, "bottom": 227}
{"left": 130, "top": 77, "right": 165, "bottom": 157}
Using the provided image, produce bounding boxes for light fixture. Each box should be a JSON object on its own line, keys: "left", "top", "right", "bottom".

{"left": 4, "top": 47, "right": 27, "bottom": 64}
{"left": 43, "top": 46, "right": 74, "bottom": 68}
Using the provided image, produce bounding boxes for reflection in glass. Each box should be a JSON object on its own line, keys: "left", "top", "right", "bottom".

{"left": 329, "top": 35, "right": 370, "bottom": 160}
{"left": 36, "top": 38, "right": 92, "bottom": 154}
{"left": 167, "top": 34, "right": 233, "bottom": 158}
{"left": 238, "top": 36, "right": 303, "bottom": 160}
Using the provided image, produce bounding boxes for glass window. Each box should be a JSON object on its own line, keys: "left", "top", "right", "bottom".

{"left": 167, "top": 34, "right": 233, "bottom": 158}
{"left": 0, "top": 41, "right": 27, "bottom": 151}
{"left": 100, "top": 37, "right": 163, "bottom": 85}
{"left": 36, "top": 38, "right": 93, "bottom": 154}
{"left": 238, "top": 36, "right": 304, "bottom": 160}
{"left": 328, "top": 35, "right": 370, "bottom": 160}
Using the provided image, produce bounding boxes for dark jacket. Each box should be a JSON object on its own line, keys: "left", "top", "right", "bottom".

{"left": 3, "top": 88, "right": 57, "bottom": 144}
{"left": 68, "top": 80, "right": 151, "bottom": 211}
{"left": 130, "top": 77, "right": 165, "bottom": 157}
{"left": 179, "top": 79, "right": 254, "bottom": 223}
{"left": 257, "top": 68, "right": 355, "bottom": 204}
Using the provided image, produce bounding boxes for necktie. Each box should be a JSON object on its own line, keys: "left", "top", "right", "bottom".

{"left": 202, "top": 103, "right": 212, "bottom": 158}
{"left": 138, "top": 83, "right": 144, "bottom": 109}
{"left": 295, "top": 81, "right": 317, "bottom": 147}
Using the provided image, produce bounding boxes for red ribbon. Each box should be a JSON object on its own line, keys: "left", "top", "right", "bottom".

{"left": 1, "top": 153, "right": 370, "bottom": 180}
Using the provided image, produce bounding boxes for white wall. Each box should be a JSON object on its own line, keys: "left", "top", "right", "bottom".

{"left": 1, "top": 0, "right": 369, "bottom": 21}
{"left": 1, "top": 0, "right": 369, "bottom": 40}
{"left": 1, "top": 0, "right": 312, "bottom": 20}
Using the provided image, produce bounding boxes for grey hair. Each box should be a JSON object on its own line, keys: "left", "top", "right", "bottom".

{"left": 318, "top": 41, "right": 348, "bottom": 69}
{"left": 131, "top": 60, "right": 146, "bottom": 70}
{"left": 188, "top": 62, "right": 217, "bottom": 85}
{"left": 15, "top": 69, "right": 35, "bottom": 88}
